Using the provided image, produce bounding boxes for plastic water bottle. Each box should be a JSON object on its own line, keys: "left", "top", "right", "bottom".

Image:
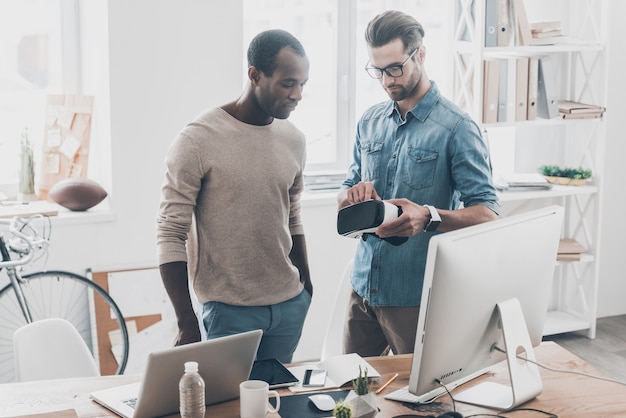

{"left": 179, "top": 361, "right": 206, "bottom": 418}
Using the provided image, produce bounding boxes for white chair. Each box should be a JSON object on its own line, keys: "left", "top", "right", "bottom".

{"left": 320, "top": 259, "right": 353, "bottom": 360}
{"left": 319, "top": 259, "right": 394, "bottom": 359}
{"left": 13, "top": 317, "right": 100, "bottom": 382}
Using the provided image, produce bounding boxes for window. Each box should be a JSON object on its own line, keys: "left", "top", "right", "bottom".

{"left": 0, "top": 0, "right": 80, "bottom": 197}
{"left": 243, "top": 0, "right": 453, "bottom": 173}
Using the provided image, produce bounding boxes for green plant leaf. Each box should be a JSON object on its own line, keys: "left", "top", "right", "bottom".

{"left": 538, "top": 165, "right": 591, "bottom": 179}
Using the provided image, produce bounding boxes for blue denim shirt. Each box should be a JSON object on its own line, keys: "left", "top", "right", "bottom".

{"left": 342, "top": 82, "right": 501, "bottom": 306}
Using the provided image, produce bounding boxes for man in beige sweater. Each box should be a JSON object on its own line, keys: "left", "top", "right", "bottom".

{"left": 157, "top": 29, "right": 312, "bottom": 363}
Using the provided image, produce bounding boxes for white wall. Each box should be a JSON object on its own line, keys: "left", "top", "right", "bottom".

{"left": 597, "top": 1, "right": 626, "bottom": 317}
{"left": 11, "top": 1, "right": 625, "bottom": 365}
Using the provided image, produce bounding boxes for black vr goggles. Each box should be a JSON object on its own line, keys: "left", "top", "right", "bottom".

{"left": 337, "top": 200, "right": 408, "bottom": 246}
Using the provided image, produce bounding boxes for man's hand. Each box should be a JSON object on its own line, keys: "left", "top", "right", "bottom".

{"left": 174, "top": 319, "right": 202, "bottom": 346}
{"left": 376, "top": 198, "right": 430, "bottom": 238}
{"left": 290, "top": 234, "right": 313, "bottom": 297}
{"left": 338, "top": 181, "right": 381, "bottom": 209}
{"left": 160, "top": 261, "right": 202, "bottom": 347}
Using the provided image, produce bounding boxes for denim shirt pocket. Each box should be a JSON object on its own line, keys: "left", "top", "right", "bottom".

{"left": 360, "top": 141, "right": 384, "bottom": 182}
{"left": 403, "top": 147, "right": 438, "bottom": 190}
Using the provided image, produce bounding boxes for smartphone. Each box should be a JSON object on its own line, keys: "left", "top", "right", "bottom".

{"left": 302, "top": 368, "right": 327, "bottom": 387}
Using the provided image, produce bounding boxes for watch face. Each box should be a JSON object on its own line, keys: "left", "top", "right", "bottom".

{"left": 424, "top": 219, "right": 440, "bottom": 232}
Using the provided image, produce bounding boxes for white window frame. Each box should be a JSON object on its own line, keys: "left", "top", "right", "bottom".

{"left": 243, "top": 1, "right": 454, "bottom": 175}
{"left": 0, "top": 0, "right": 81, "bottom": 198}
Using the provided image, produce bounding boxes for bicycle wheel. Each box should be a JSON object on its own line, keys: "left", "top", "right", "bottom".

{"left": 0, "top": 270, "right": 129, "bottom": 383}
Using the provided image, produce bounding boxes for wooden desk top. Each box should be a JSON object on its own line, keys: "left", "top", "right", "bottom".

{"left": 1, "top": 342, "right": 624, "bottom": 418}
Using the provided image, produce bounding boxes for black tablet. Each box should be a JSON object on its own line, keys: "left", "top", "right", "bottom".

{"left": 249, "top": 358, "right": 299, "bottom": 389}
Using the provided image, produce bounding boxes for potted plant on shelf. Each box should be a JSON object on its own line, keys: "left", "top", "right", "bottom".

{"left": 538, "top": 164, "right": 561, "bottom": 184}
{"left": 538, "top": 165, "right": 592, "bottom": 186}
{"left": 338, "top": 366, "right": 377, "bottom": 418}
{"left": 570, "top": 167, "right": 592, "bottom": 186}
{"left": 18, "top": 128, "right": 36, "bottom": 201}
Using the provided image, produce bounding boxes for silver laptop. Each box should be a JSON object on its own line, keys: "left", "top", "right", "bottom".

{"left": 91, "top": 329, "right": 262, "bottom": 418}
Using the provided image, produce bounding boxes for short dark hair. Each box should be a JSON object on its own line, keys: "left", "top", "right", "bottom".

{"left": 365, "top": 10, "right": 425, "bottom": 53}
{"left": 247, "top": 29, "right": 306, "bottom": 76}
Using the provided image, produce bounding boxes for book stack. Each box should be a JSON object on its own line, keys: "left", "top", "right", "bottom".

{"left": 304, "top": 171, "right": 346, "bottom": 192}
{"left": 557, "top": 238, "right": 587, "bottom": 261}
{"left": 558, "top": 100, "right": 606, "bottom": 119}
{"left": 495, "top": 173, "right": 553, "bottom": 192}
{"left": 528, "top": 21, "right": 567, "bottom": 45}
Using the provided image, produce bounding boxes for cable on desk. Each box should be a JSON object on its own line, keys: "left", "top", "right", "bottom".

{"left": 492, "top": 345, "right": 626, "bottom": 386}
{"left": 434, "top": 350, "right": 559, "bottom": 418}
{"left": 432, "top": 379, "right": 558, "bottom": 417}
{"left": 435, "top": 378, "right": 457, "bottom": 412}
{"left": 403, "top": 345, "right": 569, "bottom": 418}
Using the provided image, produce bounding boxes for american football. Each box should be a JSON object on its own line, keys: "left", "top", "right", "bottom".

{"left": 48, "top": 178, "right": 108, "bottom": 211}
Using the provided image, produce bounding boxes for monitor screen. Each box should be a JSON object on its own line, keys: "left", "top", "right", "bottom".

{"left": 406, "top": 205, "right": 564, "bottom": 409}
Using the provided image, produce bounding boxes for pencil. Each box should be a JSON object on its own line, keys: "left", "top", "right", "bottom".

{"left": 375, "top": 372, "right": 399, "bottom": 394}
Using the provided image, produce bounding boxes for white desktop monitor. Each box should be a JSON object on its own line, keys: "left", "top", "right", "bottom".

{"left": 407, "top": 205, "right": 564, "bottom": 409}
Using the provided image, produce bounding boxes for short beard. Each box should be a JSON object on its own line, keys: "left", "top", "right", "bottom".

{"left": 386, "top": 76, "right": 420, "bottom": 102}
{"left": 385, "top": 87, "right": 408, "bottom": 102}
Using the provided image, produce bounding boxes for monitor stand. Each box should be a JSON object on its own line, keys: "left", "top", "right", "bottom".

{"left": 454, "top": 298, "right": 542, "bottom": 410}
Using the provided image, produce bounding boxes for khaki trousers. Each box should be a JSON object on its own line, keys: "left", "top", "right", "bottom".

{"left": 343, "top": 290, "right": 420, "bottom": 357}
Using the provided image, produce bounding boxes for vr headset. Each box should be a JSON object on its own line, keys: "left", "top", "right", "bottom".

{"left": 337, "top": 200, "right": 408, "bottom": 246}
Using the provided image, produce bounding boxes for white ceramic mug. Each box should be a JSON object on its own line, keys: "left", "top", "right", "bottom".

{"left": 239, "top": 380, "right": 280, "bottom": 417}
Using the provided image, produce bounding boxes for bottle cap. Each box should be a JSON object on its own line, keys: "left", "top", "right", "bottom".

{"left": 184, "top": 361, "right": 199, "bottom": 372}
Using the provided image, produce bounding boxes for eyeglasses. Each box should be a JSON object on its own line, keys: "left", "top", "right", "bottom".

{"left": 365, "top": 48, "right": 418, "bottom": 79}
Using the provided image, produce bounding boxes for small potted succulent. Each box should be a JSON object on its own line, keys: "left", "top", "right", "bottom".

{"left": 333, "top": 399, "right": 353, "bottom": 418}
{"left": 340, "top": 366, "right": 377, "bottom": 418}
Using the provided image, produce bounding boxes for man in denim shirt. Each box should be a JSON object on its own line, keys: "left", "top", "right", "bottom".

{"left": 338, "top": 10, "right": 500, "bottom": 357}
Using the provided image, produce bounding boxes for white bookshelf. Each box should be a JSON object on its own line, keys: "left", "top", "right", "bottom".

{"left": 453, "top": 0, "right": 608, "bottom": 338}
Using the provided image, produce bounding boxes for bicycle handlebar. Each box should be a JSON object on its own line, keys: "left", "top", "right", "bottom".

{"left": 0, "top": 216, "right": 48, "bottom": 268}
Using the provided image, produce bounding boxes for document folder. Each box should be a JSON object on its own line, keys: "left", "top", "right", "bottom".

{"left": 497, "top": 0, "right": 512, "bottom": 47}
{"left": 497, "top": 58, "right": 508, "bottom": 122}
{"left": 485, "top": 0, "right": 498, "bottom": 47}
{"left": 483, "top": 59, "right": 501, "bottom": 124}
{"left": 514, "top": 56, "right": 529, "bottom": 121}
{"left": 537, "top": 55, "right": 559, "bottom": 119}
{"left": 512, "top": 0, "right": 532, "bottom": 45}
{"left": 527, "top": 57, "right": 539, "bottom": 120}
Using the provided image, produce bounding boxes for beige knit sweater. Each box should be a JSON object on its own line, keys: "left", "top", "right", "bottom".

{"left": 157, "top": 107, "right": 306, "bottom": 305}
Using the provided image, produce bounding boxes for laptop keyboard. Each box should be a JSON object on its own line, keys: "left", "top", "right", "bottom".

{"left": 122, "top": 397, "right": 138, "bottom": 409}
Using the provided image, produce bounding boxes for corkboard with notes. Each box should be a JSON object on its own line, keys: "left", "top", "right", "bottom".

{"left": 38, "top": 95, "right": 94, "bottom": 200}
